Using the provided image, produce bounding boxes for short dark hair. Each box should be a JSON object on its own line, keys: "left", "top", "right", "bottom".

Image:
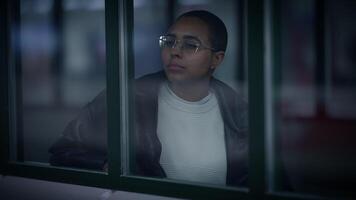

{"left": 176, "top": 10, "right": 228, "bottom": 52}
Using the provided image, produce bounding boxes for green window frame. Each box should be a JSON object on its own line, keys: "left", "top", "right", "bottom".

{"left": 0, "top": 0, "right": 341, "bottom": 199}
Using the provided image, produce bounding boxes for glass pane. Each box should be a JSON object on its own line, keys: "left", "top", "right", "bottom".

{"left": 269, "top": 0, "right": 356, "bottom": 198}
{"left": 130, "top": 0, "right": 248, "bottom": 188}
{"left": 10, "top": 0, "right": 107, "bottom": 171}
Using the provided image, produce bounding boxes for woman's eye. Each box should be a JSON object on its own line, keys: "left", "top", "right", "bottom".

{"left": 183, "top": 42, "right": 199, "bottom": 50}
{"left": 159, "top": 39, "right": 175, "bottom": 48}
{"left": 162, "top": 39, "right": 175, "bottom": 47}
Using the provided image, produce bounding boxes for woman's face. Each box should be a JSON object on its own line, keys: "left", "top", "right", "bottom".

{"left": 161, "top": 17, "right": 222, "bottom": 85}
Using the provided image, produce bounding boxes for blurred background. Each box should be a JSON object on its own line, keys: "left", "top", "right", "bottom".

{"left": 11, "top": 0, "right": 106, "bottom": 163}
{"left": 270, "top": 0, "right": 356, "bottom": 197}
{"left": 7, "top": 0, "right": 356, "bottom": 198}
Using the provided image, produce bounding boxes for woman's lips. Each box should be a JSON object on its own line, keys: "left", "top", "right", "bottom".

{"left": 166, "top": 63, "right": 185, "bottom": 71}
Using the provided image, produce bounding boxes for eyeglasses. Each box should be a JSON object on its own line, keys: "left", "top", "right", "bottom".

{"left": 159, "top": 35, "right": 215, "bottom": 54}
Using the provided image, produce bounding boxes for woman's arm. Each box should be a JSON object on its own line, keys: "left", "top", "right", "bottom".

{"left": 49, "top": 90, "right": 108, "bottom": 171}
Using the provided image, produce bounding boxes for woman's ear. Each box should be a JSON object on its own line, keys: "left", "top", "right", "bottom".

{"left": 210, "top": 51, "right": 225, "bottom": 70}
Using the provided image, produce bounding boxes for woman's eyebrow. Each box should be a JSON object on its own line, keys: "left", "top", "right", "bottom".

{"left": 183, "top": 35, "right": 200, "bottom": 41}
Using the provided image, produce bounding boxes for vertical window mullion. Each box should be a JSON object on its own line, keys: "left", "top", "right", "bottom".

{"left": 247, "top": 0, "right": 266, "bottom": 198}
{"left": 118, "top": 0, "right": 134, "bottom": 179}
{"left": 11, "top": 0, "right": 24, "bottom": 162}
{"left": 315, "top": 0, "right": 326, "bottom": 115}
{"left": 105, "top": 0, "right": 121, "bottom": 185}
{"left": 52, "top": 0, "right": 64, "bottom": 107}
{"left": 0, "top": 0, "right": 10, "bottom": 172}
{"left": 268, "top": 0, "right": 283, "bottom": 192}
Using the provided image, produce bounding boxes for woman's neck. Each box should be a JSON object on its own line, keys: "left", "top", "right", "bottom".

{"left": 168, "top": 79, "right": 210, "bottom": 102}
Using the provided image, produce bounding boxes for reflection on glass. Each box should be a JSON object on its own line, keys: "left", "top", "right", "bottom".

{"left": 132, "top": 1, "right": 248, "bottom": 187}
{"left": 133, "top": 0, "right": 167, "bottom": 78}
{"left": 270, "top": 0, "right": 356, "bottom": 197}
{"left": 10, "top": 0, "right": 106, "bottom": 169}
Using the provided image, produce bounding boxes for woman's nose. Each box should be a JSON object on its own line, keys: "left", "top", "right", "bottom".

{"left": 170, "top": 40, "right": 183, "bottom": 57}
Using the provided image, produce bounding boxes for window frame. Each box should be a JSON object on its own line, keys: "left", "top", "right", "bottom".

{"left": 0, "top": 0, "right": 335, "bottom": 199}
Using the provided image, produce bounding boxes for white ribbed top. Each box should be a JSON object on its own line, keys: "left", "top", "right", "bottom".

{"left": 157, "top": 82, "right": 227, "bottom": 185}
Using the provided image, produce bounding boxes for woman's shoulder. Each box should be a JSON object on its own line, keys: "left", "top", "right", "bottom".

{"left": 211, "top": 78, "right": 247, "bottom": 106}
{"left": 135, "top": 70, "right": 166, "bottom": 95}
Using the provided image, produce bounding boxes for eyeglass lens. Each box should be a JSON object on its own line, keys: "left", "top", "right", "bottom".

{"left": 159, "top": 36, "right": 200, "bottom": 53}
